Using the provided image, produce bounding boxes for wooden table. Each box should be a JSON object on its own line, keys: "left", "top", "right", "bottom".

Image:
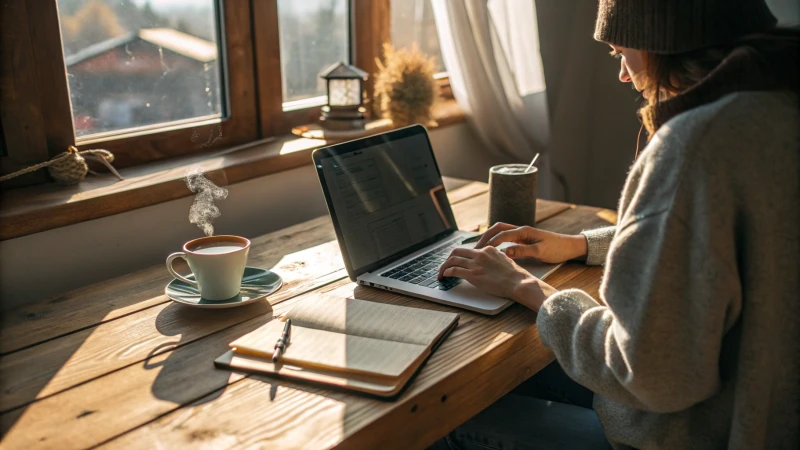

{"left": 0, "top": 179, "right": 616, "bottom": 449}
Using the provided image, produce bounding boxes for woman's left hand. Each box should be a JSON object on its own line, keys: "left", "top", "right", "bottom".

{"left": 438, "top": 246, "right": 559, "bottom": 311}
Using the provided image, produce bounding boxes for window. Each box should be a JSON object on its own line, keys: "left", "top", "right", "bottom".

{"left": 390, "top": 0, "right": 447, "bottom": 75}
{"left": 277, "top": 0, "right": 349, "bottom": 109}
{"left": 57, "top": 0, "right": 224, "bottom": 138}
{"left": 0, "top": 0, "right": 454, "bottom": 186}
{"left": 6, "top": 0, "right": 258, "bottom": 169}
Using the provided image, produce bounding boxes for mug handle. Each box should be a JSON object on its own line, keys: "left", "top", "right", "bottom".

{"left": 166, "top": 252, "right": 198, "bottom": 286}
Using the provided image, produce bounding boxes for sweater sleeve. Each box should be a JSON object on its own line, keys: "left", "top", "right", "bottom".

{"left": 536, "top": 211, "right": 740, "bottom": 413}
{"left": 580, "top": 226, "right": 616, "bottom": 265}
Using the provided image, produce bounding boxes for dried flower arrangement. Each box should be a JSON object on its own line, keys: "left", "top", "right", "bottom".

{"left": 374, "top": 43, "right": 439, "bottom": 127}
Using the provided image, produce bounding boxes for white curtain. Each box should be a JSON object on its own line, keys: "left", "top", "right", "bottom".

{"left": 431, "top": 0, "right": 552, "bottom": 197}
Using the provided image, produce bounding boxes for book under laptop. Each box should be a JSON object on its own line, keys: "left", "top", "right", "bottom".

{"left": 312, "top": 125, "right": 561, "bottom": 315}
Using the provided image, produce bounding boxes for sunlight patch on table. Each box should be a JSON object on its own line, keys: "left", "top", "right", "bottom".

{"left": 280, "top": 138, "right": 326, "bottom": 156}
{"left": 595, "top": 209, "right": 618, "bottom": 224}
{"left": 264, "top": 240, "right": 344, "bottom": 284}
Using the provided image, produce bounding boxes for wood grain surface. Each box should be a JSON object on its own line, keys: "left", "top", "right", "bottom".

{"left": 0, "top": 279, "right": 351, "bottom": 450}
{"left": 0, "top": 180, "right": 487, "bottom": 355}
{"left": 100, "top": 261, "right": 609, "bottom": 450}
{"left": 0, "top": 181, "right": 496, "bottom": 413}
{"left": 0, "top": 180, "right": 616, "bottom": 450}
{"left": 101, "top": 283, "right": 547, "bottom": 450}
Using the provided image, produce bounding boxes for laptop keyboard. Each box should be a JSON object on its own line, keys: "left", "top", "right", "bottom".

{"left": 380, "top": 240, "right": 463, "bottom": 290}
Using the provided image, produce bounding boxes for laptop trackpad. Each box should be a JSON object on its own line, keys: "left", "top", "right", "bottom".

{"left": 444, "top": 281, "right": 511, "bottom": 312}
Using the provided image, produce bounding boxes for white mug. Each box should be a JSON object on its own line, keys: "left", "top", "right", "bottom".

{"left": 166, "top": 235, "right": 251, "bottom": 301}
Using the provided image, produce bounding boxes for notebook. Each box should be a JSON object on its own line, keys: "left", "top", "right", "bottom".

{"left": 214, "top": 294, "right": 459, "bottom": 398}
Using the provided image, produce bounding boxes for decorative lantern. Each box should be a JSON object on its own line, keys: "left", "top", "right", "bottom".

{"left": 319, "top": 62, "right": 369, "bottom": 130}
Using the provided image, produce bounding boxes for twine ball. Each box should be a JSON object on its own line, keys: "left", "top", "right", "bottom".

{"left": 47, "top": 146, "right": 88, "bottom": 185}
{"left": 0, "top": 145, "right": 121, "bottom": 185}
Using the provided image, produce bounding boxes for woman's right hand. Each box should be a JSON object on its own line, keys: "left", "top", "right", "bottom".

{"left": 475, "top": 223, "right": 588, "bottom": 264}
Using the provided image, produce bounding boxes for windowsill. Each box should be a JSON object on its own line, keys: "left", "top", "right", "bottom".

{"left": 0, "top": 100, "right": 465, "bottom": 241}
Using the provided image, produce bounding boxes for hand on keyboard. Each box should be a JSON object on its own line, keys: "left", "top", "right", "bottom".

{"left": 380, "top": 241, "right": 464, "bottom": 291}
{"left": 437, "top": 245, "right": 551, "bottom": 307}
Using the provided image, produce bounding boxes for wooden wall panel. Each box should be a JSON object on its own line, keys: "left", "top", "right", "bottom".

{"left": 353, "top": 0, "right": 391, "bottom": 118}
{"left": 27, "top": 0, "right": 76, "bottom": 156}
{"left": 0, "top": 0, "right": 50, "bottom": 164}
{"left": 252, "top": 0, "right": 285, "bottom": 137}
{"left": 0, "top": 0, "right": 52, "bottom": 186}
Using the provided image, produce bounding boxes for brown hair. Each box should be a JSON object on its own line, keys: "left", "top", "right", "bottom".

{"left": 638, "top": 29, "right": 800, "bottom": 142}
{"left": 639, "top": 46, "right": 733, "bottom": 138}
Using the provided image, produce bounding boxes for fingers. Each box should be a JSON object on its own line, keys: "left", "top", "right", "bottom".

{"left": 450, "top": 247, "right": 479, "bottom": 258}
{"left": 438, "top": 256, "right": 474, "bottom": 276}
{"left": 442, "top": 266, "right": 473, "bottom": 279}
{"left": 476, "top": 222, "right": 516, "bottom": 248}
{"left": 438, "top": 255, "right": 476, "bottom": 278}
{"left": 486, "top": 227, "right": 535, "bottom": 248}
{"left": 503, "top": 243, "right": 540, "bottom": 259}
{"left": 446, "top": 256, "right": 476, "bottom": 268}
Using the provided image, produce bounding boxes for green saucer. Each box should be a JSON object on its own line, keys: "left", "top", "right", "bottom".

{"left": 165, "top": 267, "right": 282, "bottom": 309}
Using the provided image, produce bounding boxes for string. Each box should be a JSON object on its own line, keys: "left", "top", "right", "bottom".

{"left": 0, "top": 146, "right": 123, "bottom": 182}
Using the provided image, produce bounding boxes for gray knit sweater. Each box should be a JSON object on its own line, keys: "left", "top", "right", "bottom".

{"left": 537, "top": 91, "right": 799, "bottom": 449}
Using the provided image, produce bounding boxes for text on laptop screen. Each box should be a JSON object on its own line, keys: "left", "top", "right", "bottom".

{"left": 319, "top": 133, "right": 456, "bottom": 272}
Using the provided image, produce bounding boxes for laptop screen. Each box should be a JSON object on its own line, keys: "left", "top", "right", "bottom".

{"left": 316, "top": 128, "right": 457, "bottom": 276}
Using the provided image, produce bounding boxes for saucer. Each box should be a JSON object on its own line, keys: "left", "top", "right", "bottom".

{"left": 165, "top": 267, "right": 282, "bottom": 309}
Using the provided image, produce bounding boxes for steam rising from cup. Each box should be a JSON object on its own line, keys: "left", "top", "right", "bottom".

{"left": 185, "top": 167, "right": 228, "bottom": 236}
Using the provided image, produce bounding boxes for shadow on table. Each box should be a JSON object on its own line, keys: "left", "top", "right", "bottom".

{"left": 0, "top": 181, "right": 578, "bottom": 446}
{"left": 0, "top": 224, "right": 347, "bottom": 445}
{"left": 147, "top": 300, "right": 275, "bottom": 406}
{"left": 129, "top": 197, "right": 616, "bottom": 445}
{"left": 225, "top": 283, "right": 536, "bottom": 448}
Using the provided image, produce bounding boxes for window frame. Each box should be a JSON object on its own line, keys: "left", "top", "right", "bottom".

{"left": 254, "top": 0, "right": 448, "bottom": 134}
{"left": 251, "top": 0, "right": 323, "bottom": 138}
{"left": 1, "top": 0, "right": 66, "bottom": 187}
{"left": 252, "top": 0, "right": 392, "bottom": 137}
{"left": 0, "top": 0, "right": 450, "bottom": 186}
{"left": 69, "top": 0, "right": 260, "bottom": 169}
{"left": 0, "top": 0, "right": 259, "bottom": 174}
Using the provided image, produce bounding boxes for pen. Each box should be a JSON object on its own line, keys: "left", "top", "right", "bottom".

{"left": 272, "top": 319, "right": 292, "bottom": 363}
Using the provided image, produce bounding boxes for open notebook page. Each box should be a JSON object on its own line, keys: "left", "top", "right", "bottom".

{"left": 231, "top": 319, "right": 426, "bottom": 378}
{"left": 286, "top": 294, "right": 458, "bottom": 346}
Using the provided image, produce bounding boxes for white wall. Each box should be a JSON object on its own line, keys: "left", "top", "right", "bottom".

{"left": 0, "top": 124, "right": 495, "bottom": 310}
{"left": 768, "top": 0, "right": 800, "bottom": 25}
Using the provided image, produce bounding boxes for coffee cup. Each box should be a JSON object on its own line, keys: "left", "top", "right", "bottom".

{"left": 166, "top": 235, "right": 251, "bottom": 301}
{"left": 488, "top": 164, "right": 538, "bottom": 227}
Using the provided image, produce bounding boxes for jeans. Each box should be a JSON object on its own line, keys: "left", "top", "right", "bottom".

{"left": 429, "top": 363, "right": 611, "bottom": 450}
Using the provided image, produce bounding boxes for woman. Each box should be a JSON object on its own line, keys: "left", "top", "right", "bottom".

{"left": 433, "top": 0, "right": 799, "bottom": 448}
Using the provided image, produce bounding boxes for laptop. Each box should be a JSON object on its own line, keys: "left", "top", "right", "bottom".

{"left": 312, "top": 125, "right": 561, "bottom": 315}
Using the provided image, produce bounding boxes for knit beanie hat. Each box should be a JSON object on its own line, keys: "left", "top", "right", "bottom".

{"left": 594, "top": 0, "right": 778, "bottom": 54}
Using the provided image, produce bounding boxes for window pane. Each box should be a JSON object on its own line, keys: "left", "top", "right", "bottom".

{"left": 57, "top": 0, "right": 223, "bottom": 138}
{"left": 391, "top": 0, "right": 446, "bottom": 74}
{"left": 277, "top": 0, "right": 349, "bottom": 105}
